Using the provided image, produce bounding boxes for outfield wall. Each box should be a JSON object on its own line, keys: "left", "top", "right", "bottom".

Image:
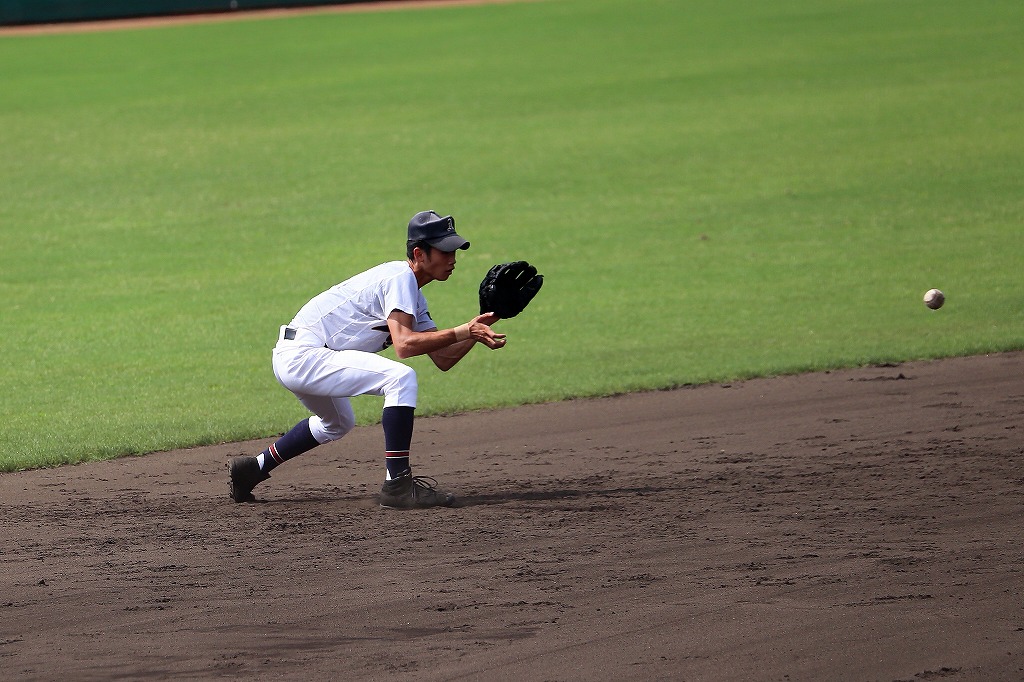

{"left": 0, "top": 0, "right": 373, "bottom": 26}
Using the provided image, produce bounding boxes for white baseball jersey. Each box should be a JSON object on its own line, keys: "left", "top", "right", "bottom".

{"left": 289, "top": 261, "right": 436, "bottom": 352}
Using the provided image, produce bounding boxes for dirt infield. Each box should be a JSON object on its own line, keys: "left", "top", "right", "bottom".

{"left": 2, "top": 353, "right": 1022, "bottom": 680}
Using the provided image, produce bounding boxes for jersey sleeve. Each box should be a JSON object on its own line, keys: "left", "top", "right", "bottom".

{"left": 414, "top": 303, "right": 436, "bottom": 332}
{"left": 379, "top": 268, "right": 436, "bottom": 334}
{"left": 379, "top": 270, "right": 421, "bottom": 321}
{"left": 380, "top": 268, "right": 428, "bottom": 321}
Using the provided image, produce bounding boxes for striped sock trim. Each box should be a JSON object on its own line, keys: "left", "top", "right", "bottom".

{"left": 385, "top": 451, "right": 410, "bottom": 480}
{"left": 268, "top": 443, "right": 285, "bottom": 464}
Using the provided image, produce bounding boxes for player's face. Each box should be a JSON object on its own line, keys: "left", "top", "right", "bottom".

{"left": 424, "top": 247, "right": 458, "bottom": 282}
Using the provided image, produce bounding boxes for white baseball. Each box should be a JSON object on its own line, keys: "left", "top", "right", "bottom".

{"left": 923, "top": 288, "right": 945, "bottom": 310}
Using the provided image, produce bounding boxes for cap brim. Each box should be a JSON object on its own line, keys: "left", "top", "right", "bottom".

{"left": 428, "top": 234, "right": 470, "bottom": 251}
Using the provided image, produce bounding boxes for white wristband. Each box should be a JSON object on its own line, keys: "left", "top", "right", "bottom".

{"left": 454, "top": 323, "right": 472, "bottom": 342}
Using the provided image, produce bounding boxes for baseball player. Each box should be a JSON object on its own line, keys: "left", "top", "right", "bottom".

{"left": 229, "top": 210, "right": 506, "bottom": 508}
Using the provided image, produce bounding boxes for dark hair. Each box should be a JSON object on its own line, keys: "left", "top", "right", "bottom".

{"left": 406, "top": 240, "right": 434, "bottom": 260}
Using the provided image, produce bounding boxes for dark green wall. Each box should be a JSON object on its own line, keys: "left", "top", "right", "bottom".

{"left": 1, "top": 1, "right": 370, "bottom": 26}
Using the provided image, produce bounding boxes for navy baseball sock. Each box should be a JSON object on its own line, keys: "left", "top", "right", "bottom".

{"left": 382, "top": 406, "right": 415, "bottom": 479}
{"left": 258, "top": 419, "right": 320, "bottom": 473}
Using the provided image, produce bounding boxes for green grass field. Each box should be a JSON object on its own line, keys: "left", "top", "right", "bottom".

{"left": 1, "top": 0, "right": 1022, "bottom": 471}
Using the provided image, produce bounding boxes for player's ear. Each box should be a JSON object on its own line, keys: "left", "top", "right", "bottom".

{"left": 414, "top": 244, "right": 436, "bottom": 264}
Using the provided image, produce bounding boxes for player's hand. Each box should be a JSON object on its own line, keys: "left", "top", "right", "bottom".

{"left": 469, "top": 314, "right": 506, "bottom": 349}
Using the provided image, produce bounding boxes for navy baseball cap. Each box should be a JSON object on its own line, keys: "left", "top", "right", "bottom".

{"left": 407, "top": 211, "right": 470, "bottom": 252}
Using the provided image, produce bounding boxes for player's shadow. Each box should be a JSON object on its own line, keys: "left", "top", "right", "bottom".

{"left": 251, "top": 484, "right": 672, "bottom": 507}
{"left": 452, "top": 484, "right": 669, "bottom": 508}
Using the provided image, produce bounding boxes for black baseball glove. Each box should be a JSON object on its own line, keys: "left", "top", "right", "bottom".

{"left": 478, "top": 261, "right": 544, "bottom": 318}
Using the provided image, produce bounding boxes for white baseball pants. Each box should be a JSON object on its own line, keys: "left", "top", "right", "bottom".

{"left": 271, "top": 327, "right": 418, "bottom": 445}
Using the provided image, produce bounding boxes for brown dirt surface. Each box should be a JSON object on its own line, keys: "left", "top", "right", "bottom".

{"left": 2, "top": 352, "right": 1023, "bottom": 680}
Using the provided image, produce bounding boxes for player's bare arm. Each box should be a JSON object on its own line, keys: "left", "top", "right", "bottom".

{"left": 425, "top": 312, "right": 504, "bottom": 371}
{"left": 387, "top": 310, "right": 506, "bottom": 368}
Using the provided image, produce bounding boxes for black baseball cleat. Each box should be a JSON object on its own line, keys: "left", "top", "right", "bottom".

{"left": 229, "top": 456, "right": 270, "bottom": 503}
{"left": 379, "top": 471, "right": 455, "bottom": 509}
